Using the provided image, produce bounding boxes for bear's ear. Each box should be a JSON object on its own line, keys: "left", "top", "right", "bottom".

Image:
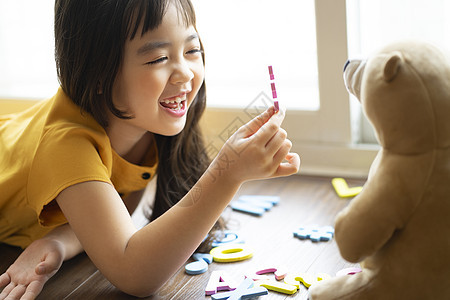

{"left": 383, "top": 51, "right": 404, "bottom": 82}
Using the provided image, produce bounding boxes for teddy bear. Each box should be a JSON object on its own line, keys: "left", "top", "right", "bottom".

{"left": 309, "top": 40, "right": 450, "bottom": 299}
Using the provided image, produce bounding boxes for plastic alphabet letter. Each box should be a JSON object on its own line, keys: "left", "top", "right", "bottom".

{"left": 293, "top": 225, "right": 335, "bottom": 242}
{"left": 271, "top": 82, "right": 278, "bottom": 99}
{"left": 274, "top": 101, "right": 279, "bottom": 112}
{"left": 336, "top": 267, "right": 362, "bottom": 277}
{"left": 212, "top": 231, "right": 245, "bottom": 248}
{"left": 255, "top": 279, "right": 297, "bottom": 295}
{"left": 185, "top": 252, "right": 214, "bottom": 275}
{"left": 230, "top": 201, "right": 265, "bottom": 216}
{"left": 185, "top": 259, "right": 208, "bottom": 275}
{"left": 268, "top": 65, "right": 275, "bottom": 80}
{"left": 211, "top": 278, "right": 268, "bottom": 300}
{"left": 331, "top": 178, "right": 363, "bottom": 198}
{"left": 210, "top": 244, "right": 254, "bottom": 263}
{"left": 239, "top": 195, "right": 280, "bottom": 205}
{"left": 246, "top": 266, "right": 288, "bottom": 281}
{"left": 230, "top": 195, "right": 280, "bottom": 216}
{"left": 284, "top": 272, "right": 331, "bottom": 289}
{"left": 193, "top": 253, "right": 213, "bottom": 264}
{"left": 205, "top": 271, "right": 239, "bottom": 295}
{"left": 268, "top": 65, "right": 279, "bottom": 112}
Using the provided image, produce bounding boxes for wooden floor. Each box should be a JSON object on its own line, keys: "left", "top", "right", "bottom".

{"left": 0, "top": 175, "right": 366, "bottom": 300}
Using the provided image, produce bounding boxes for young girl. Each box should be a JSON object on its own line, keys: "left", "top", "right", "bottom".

{"left": 0, "top": 0, "right": 300, "bottom": 299}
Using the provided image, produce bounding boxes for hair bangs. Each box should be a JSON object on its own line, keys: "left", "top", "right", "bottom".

{"left": 172, "top": 0, "right": 197, "bottom": 29}
{"left": 127, "top": 0, "right": 197, "bottom": 40}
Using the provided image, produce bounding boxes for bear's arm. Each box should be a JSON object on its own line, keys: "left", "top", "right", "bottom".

{"left": 334, "top": 151, "right": 433, "bottom": 263}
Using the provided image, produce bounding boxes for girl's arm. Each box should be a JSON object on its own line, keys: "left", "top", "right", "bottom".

{"left": 0, "top": 224, "right": 83, "bottom": 300}
{"left": 0, "top": 188, "right": 148, "bottom": 300}
{"left": 56, "top": 106, "right": 300, "bottom": 297}
{"left": 43, "top": 223, "right": 84, "bottom": 260}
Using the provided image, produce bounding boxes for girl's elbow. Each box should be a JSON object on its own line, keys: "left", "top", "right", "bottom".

{"left": 102, "top": 254, "right": 167, "bottom": 296}
{"left": 114, "top": 280, "right": 159, "bottom": 298}
{"left": 123, "top": 288, "right": 156, "bottom": 299}
{"left": 106, "top": 268, "right": 161, "bottom": 298}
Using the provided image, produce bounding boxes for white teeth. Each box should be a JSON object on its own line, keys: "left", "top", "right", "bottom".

{"left": 163, "top": 97, "right": 183, "bottom": 104}
{"left": 173, "top": 102, "right": 184, "bottom": 111}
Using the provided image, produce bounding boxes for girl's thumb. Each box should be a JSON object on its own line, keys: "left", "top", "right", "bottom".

{"left": 35, "top": 263, "right": 46, "bottom": 275}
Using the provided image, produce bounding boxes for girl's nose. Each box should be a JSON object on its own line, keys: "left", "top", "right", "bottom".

{"left": 170, "top": 62, "right": 194, "bottom": 85}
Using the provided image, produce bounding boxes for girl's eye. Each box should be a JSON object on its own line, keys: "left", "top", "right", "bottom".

{"left": 146, "top": 57, "right": 168, "bottom": 65}
{"left": 186, "top": 49, "right": 203, "bottom": 55}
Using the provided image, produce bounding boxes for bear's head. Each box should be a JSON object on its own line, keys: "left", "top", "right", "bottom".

{"left": 344, "top": 41, "right": 450, "bottom": 155}
{"left": 309, "top": 40, "right": 450, "bottom": 300}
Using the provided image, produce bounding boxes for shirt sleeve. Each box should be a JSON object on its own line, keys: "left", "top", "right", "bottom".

{"left": 27, "top": 126, "right": 113, "bottom": 227}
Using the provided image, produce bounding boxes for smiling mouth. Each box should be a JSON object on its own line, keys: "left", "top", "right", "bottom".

{"left": 160, "top": 96, "right": 185, "bottom": 111}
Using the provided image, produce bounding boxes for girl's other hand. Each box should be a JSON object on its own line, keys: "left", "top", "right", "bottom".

{"left": 210, "top": 105, "right": 300, "bottom": 184}
{"left": 0, "top": 238, "right": 64, "bottom": 300}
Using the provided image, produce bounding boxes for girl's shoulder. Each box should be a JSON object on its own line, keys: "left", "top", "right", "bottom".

{"left": 28, "top": 88, "right": 113, "bottom": 181}
{"left": 25, "top": 89, "right": 115, "bottom": 228}
{"left": 1, "top": 88, "right": 108, "bottom": 146}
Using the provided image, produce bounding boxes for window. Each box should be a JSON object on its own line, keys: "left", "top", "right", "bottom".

{"left": 2, "top": 0, "right": 446, "bottom": 176}
{"left": 347, "top": 0, "right": 450, "bottom": 57}
{"left": 347, "top": 0, "right": 450, "bottom": 144}
{"left": 193, "top": 0, "right": 319, "bottom": 111}
{"left": 0, "top": 0, "right": 57, "bottom": 99}
{"left": 195, "top": 0, "right": 371, "bottom": 177}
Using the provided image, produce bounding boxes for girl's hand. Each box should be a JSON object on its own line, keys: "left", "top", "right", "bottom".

{"left": 0, "top": 238, "right": 64, "bottom": 300}
{"left": 210, "top": 106, "right": 300, "bottom": 184}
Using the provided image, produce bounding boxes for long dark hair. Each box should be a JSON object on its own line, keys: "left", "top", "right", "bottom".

{"left": 54, "top": 0, "right": 225, "bottom": 250}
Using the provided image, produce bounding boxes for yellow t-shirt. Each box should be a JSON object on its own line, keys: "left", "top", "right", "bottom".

{"left": 0, "top": 88, "right": 158, "bottom": 248}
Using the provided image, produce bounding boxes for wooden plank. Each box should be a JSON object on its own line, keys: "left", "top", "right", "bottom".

{"left": 0, "top": 244, "right": 21, "bottom": 272}
{"left": 63, "top": 270, "right": 142, "bottom": 300}
{"left": 0, "top": 245, "right": 99, "bottom": 300}
{"left": 0, "top": 175, "right": 366, "bottom": 299}
{"left": 38, "top": 253, "right": 98, "bottom": 300}
{"left": 165, "top": 175, "right": 364, "bottom": 300}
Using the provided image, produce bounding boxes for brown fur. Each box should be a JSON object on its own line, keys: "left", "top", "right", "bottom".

{"left": 309, "top": 41, "right": 450, "bottom": 299}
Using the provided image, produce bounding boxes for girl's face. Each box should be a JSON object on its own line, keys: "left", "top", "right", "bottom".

{"left": 110, "top": 3, "right": 204, "bottom": 137}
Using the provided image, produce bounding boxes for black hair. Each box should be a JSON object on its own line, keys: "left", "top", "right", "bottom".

{"left": 54, "top": 0, "right": 225, "bottom": 250}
